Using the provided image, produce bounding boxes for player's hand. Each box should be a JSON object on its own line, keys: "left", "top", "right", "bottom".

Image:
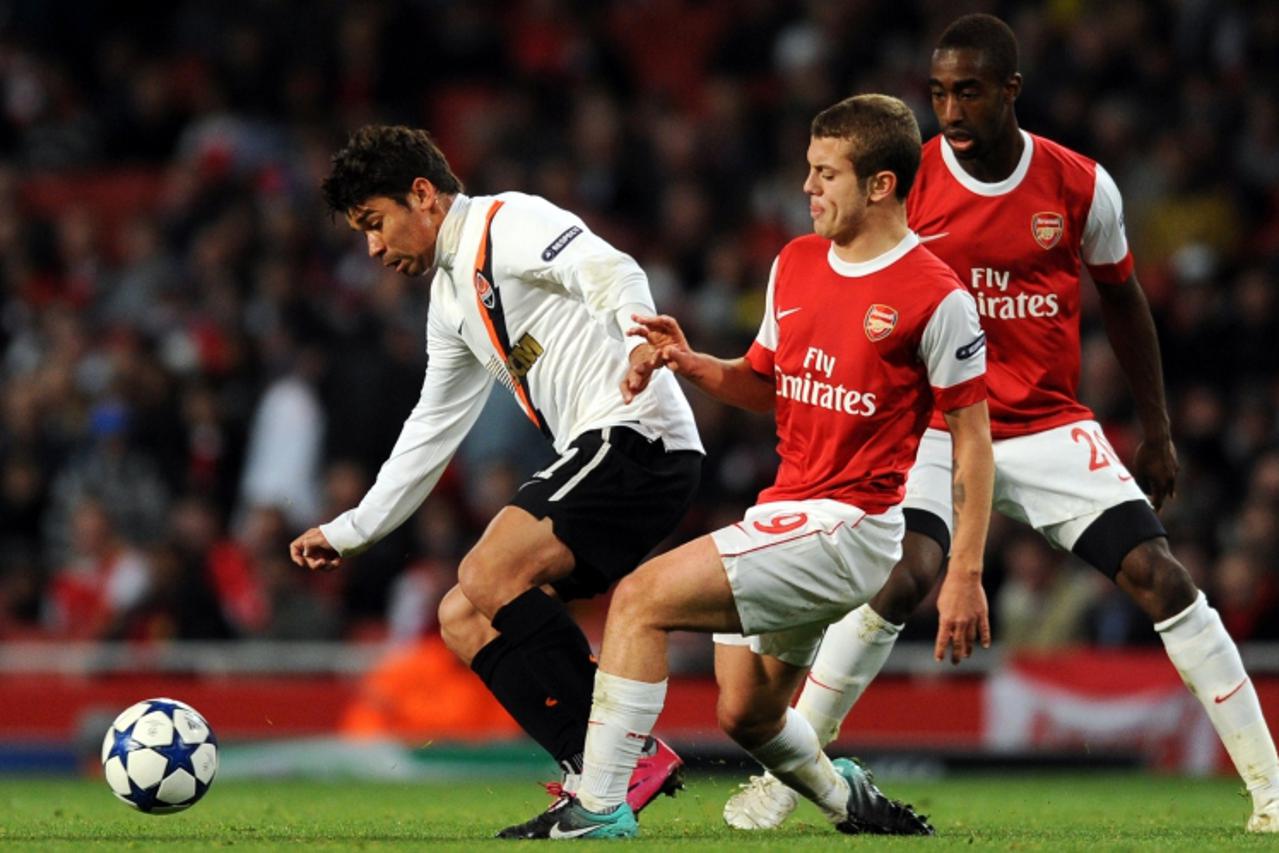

{"left": 627, "top": 314, "right": 705, "bottom": 381}
{"left": 289, "top": 527, "right": 343, "bottom": 572}
{"left": 628, "top": 313, "right": 690, "bottom": 354}
{"left": 1134, "top": 436, "right": 1178, "bottom": 511}
{"left": 934, "top": 568, "right": 991, "bottom": 665}
{"left": 620, "top": 342, "right": 663, "bottom": 404}
{"left": 623, "top": 314, "right": 702, "bottom": 400}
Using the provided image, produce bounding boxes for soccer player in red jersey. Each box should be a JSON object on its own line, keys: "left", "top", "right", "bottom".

{"left": 723, "top": 14, "right": 1279, "bottom": 835}
{"left": 502, "top": 93, "right": 992, "bottom": 840}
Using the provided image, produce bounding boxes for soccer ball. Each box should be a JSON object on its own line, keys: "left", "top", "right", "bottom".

{"left": 100, "top": 697, "right": 218, "bottom": 814}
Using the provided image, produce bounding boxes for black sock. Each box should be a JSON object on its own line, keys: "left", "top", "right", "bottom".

{"left": 471, "top": 588, "right": 597, "bottom": 769}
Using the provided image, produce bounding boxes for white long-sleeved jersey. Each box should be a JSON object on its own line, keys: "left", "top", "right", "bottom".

{"left": 321, "top": 192, "right": 703, "bottom": 555}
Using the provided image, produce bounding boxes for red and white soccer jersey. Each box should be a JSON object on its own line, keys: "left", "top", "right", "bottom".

{"left": 908, "top": 130, "right": 1133, "bottom": 439}
{"left": 746, "top": 231, "right": 986, "bottom": 514}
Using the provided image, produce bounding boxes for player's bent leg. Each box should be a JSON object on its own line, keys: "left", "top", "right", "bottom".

{"left": 468, "top": 499, "right": 700, "bottom": 832}
{"left": 714, "top": 643, "right": 808, "bottom": 749}
{"left": 467, "top": 586, "right": 599, "bottom": 778}
{"left": 803, "top": 528, "right": 945, "bottom": 739}
{"left": 569, "top": 537, "right": 740, "bottom": 818}
{"left": 868, "top": 523, "right": 947, "bottom": 623}
{"left": 454, "top": 508, "right": 600, "bottom": 781}
{"left": 1077, "top": 506, "right": 1279, "bottom": 830}
{"left": 456, "top": 505, "right": 576, "bottom": 619}
{"left": 716, "top": 642, "right": 803, "bottom": 829}
{"left": 713, "top": 645, "right": 932, "bottom": 836}
{"left": 1143, "top": 560, "right": 1279, "bottom": 829}
{"left": 805, "top": 525, "right": 945, "bottom": 741}
{"left": 1112, "top": 537, "right": 1196, "bottom": 622}
{"left": 437, "top": 584, "right": 498, "bottom": 665}
{"left": 597, "top": 535, "right": 741, "bottom": 679}
{"left": 714, "top": 644, "right": 847, "bottom": 825}
{"left": 722, "top": 526, "right": 946, "bottom": 831}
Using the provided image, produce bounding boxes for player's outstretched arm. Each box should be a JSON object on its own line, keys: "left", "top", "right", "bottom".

{"left": 624, "top": 314, "right": 774, "bottom": 412}
{"left": 1095, "top": 274, "right": 1178, "bottom": 510}
{"left": 935, "top": 400, "right": 994, "bottom": 665}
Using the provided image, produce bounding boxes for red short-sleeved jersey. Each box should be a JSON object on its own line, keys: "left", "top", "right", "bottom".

{"left": 747, "top": 232, "right": 986, "bottom": 513}
{"left": 908, "top": 131, "right": 1134, "bottom": 439}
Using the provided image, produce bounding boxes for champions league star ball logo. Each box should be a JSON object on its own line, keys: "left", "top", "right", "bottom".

{"left": 864, "top": 303, "right": 898, "bottom": 342}
{"left": 1032, "top": 212, "right": 1065, "bottom": 249}
{"left": 474, "top": 270, "right": 496, "bottom": 309}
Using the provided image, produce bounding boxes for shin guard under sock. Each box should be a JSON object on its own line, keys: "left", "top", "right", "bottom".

{"left": 472, "top": 588, "right": 597, "bottom": 770}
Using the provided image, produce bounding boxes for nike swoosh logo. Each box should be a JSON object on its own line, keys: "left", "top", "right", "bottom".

{"left": 1214, "top": 678, "right": 1249, "bottom": 704}
{"left": 777, "top": 307, "right": 803, "bottom": 320}
{"left": 548, "top": 823, "right": 601, "bottom": 839}
{"left": 918, "top": 232, "right": 949, "bottom": 243}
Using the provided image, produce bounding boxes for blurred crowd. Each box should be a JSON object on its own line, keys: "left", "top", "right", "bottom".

{"left": 1, "top": 0, "right": 1277, "bottom": 654}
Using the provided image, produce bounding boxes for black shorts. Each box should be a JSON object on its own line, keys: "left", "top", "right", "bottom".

{"left": 1072, "top": 498, "right": 1168, "bottom": 578}
{"left": 509, "top": 426, "right": 702, "bottom": 601}
{"left": 904, "top": 508, "right": 951, "bottom": 556}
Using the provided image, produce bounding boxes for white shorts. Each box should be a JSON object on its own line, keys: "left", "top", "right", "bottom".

{"left": 710, "top": 500, "right": 903, "bottom": 667}
{"left": 901, "top": 428, "right": 954, "bottom": 534}
{"left": 901, "top": 420, "right": 1151, "bottom": 551}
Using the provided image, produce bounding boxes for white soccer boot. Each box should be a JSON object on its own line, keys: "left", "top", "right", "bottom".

{"left": 1248, "top": 799, "right": 1279, "bottom": 833}
{"left": 722, "top": 773, "right": 800, "bottom": 830}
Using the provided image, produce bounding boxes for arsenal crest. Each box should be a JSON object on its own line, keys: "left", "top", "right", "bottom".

{"left": 474, "top": 270, "right": 496, "bottom": 309}
{"left": 1031, "top": 211, "right": 1065, "bottom": 249}
{"left": 864, "top": 303, "right": 898, "bottom": 342}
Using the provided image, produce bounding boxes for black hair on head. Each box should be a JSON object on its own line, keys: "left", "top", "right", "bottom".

{"left": 321, "top": 125, "right": 463, "bottom": 214}
{"left": 936, "top": 13, "right": 1019, "bottom": 82}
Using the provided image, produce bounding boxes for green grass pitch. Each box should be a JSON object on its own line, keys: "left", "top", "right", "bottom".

{"left": 0, "top": 772, "right": 1266, "bottom": 850}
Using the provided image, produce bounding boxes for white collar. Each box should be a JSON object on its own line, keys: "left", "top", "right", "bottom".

{"left": 432, "top": 193, "right": 470, "bottom": 272}
{"left": 826, "top": 230, "right": 920, "bottom": 277}
{"left": 940, "top": 129, "right": 1033, "bottom": 197}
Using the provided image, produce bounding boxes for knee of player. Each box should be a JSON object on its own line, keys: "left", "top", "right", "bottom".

{"left": 1119, "top": 539, "right": 1197, "bottom": 609}
{"left": 438, "top": 586, "right": 477, "bottom": 641}
{"left": 608, "top": 573, "right": 657, "bottom": 626}
{"left": 872, "top": 540, "right": 943, "bottom": 622}
{"left": 715, "top": 694, "right": 772, "bottom": 744}
{"left": 456, "top": 549, "right": 505, "bottom": 609}
{"left": 715, "top": 694, "right": 749, "bottom": 740}
{"left": 437, "top": 585, "right": 497, "bottom": 663}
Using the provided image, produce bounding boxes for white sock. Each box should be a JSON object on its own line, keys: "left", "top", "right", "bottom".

{"left": 577, "top": 671, "right": 667, "bottom": 813}
{"left": 748, "top": 707, "right": 849, "bottom": 822}
{"left": 796, "top": 604, "right": 904, "bottom": 746}
{"left": 1157, "top": 591, "right": 1279, "bottom": 809}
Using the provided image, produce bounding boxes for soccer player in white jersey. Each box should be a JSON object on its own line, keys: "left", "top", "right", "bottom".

{"left": 504, "top": 94, "right": 994, "bottom": 840}
{"left": 722, "top": 14, "right": 1279, "bottom": 835}
{"left": 287, "top": 126, "right": 704, "bottom": 822}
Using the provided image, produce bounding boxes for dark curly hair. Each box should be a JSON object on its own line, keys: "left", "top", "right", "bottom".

{"left": 810, "top": 94, "right": 922, "bottom": 200}
{"left": 321, "top": 125, "right": 464, "bottom": 214}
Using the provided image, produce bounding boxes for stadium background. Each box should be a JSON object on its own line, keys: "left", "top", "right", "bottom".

{"left": 1, "top": 0, "right": 1277, "bottom": 781}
